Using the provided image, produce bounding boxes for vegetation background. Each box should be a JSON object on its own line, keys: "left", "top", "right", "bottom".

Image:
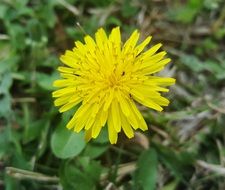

{"left": 0, "top": 0, "right": 225, "bottom": 189}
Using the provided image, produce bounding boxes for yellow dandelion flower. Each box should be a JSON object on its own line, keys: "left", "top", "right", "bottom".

{"left": 52, "top": 27, "right": 175, "bottom": 144}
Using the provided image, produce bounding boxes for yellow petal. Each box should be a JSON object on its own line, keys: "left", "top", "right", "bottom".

{"left": 74, "top": 103, "right": 91, "bottom": 119}
{"left": 53, "top": 79, "right": 73, "bottom": 87}
{"left": 84, "top": 35, "right": 96, "bottom": 49}
{"left": 74, "top": 106, "right": 93, "bottom": 132}
{"left": 151, "top": 96, "right": 170, "bottom": 106}
{"left": 110, "top": 100, "right": 121, "bottom": 132}
{"left": 66, "top": 114, "right": 76, "bottom": 129}
{"left": 107, "top": 115, "right": 118, "bottom": 144}
{"left": 126, "top": 107, "right": 139, "bottom": 130}
{"left": 92, "top": 118, "right": 102, "bottom": 138}
{"left": 60, "top": 51, "right": 79, "bottom": 68}
{"left": 52, "top": 87, "right": 75, "bottom": 98}
{"left": 127, "top": 100, "right": 142, "bottom": 120}
{"left": 131, "top": 86, "right": 161, "bottom": 98}
{"left": 57, "top": 67, "right": 76, "bottom": 74}
{"left": 141, "top": 58, "right": 171, "bottom": 74}
{"left": 109, "top": 27, "right": 121, "bottom": 47}
{"left": 54, "top": 96, "right": 69, "bottom": 106}
{"left": 131, "top": 90, "right": 163, "bottom": 111}
{"left": 74, "top": 119, "right": 86, "bottom": 132}
{"left": 116, "top": 91, "right": 130, "bottom": 116}
{"left": 103, "top": 89, "right": 114, "bottom": 111}
{"left": 128, "top": 100, "right": 148, "bottom": 131}
{"left": 120, "top": 113, "right": 134, "bottom": 138}
{"left": 141, "top": 43, "right": 162, "bottom": 59}
{"left": 85, "top": 128, "right": 92, "bottom": 142}
{"left": 91, "top": 102, "right": 101, "bottom": 117}
{"left": 143, "top": 51, "right": 167, "bottom": 63}
{"left": 148, "top": 77, "right": 176, "bottom": 86}
{"left": 59, "top": 97, "right": 82, "bottom": 113}
{"left": 75, "top": 41, "right": 86, "bottom": 53}
{"left": 84, "top": 116, "right": 95, "bottom": 130}
{"left": 135, "top": 36, "right": 152, "bottom": 55}
{"left": 100, "top": 110, "right": 108, "bottom": 126}
{"left": 138, "top": 115, "right": 148, "bottom": 131}
{"left": 95, "top": 28, "right": 108, "bottom": 49}
{"left": 123, "top": 30, "right": 140, "bottom": 54}
{"left": 139, "top": 98, "right": 163, "bottom": 111}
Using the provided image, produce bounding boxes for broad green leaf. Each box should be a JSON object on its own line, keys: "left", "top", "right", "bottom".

{"left": 133, "top": 148, "right": 158, "bottom": 190}
{"left": 82, "top": 143, "right": 109, "bottom": 159}
{"left": 51, "top": 124, "right": 86, "bottom": 159}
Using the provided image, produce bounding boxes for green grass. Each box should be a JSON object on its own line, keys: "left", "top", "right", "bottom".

{"left": 1, "top": 0, "right": 225, "bottom": 189}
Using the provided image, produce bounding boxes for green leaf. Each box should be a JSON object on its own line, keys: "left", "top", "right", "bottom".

{"left": 51, "top": 112, "right": 86, "bottom": 159}
{"left": 36, "top": 3, "right": 57, "bottom": 28}
{"left": 161, "top": 180, "right": 179, "bottom": 190}
{"left": 4, "top": 174, "right": 20, "bottom": 190}
{"left": 154, "top": 144, "right": 195, "bottom": 183}
{"left": 0, "top": 73, "right": 12, "bottom": 117}
{"left": 0, "top": 94, "right": 11, "bottom": 117}
{"left": 87, "top": 0, "right": 115, "bottom": 7}
{"left": 180, "top": 54, "right": 205, "bottom": 72}
{"left": 181, "top": 54, "right": 225, "bottom": 80}
{"left": 168, "top": 0, "right": 203, "bottom": 23}
{"left": 0, "top": 4, "right": 8, "bottom": 19}
{"left": 6, "top": 24, "right": 26, "bottom": 50}
{"left": 122, "top": 0, "right": 139, "bottom": 18}
{"left": 0, "top": 73, "right": 12, "bottom": 94}
{"left": 204, "top": 0, "right": 220, "bottom": 10}
{"left": 0, "top": 129, "right": 9, "bottom": 159}
{"left": 36, "top": 72, "right": 59, "bottom": 91}
{"left": 93, "top": 126, "right": 109, "bottom": 143}
{"left": 82, "top": 143, "right": 109, "bottom": 159}
{"left": 22, "top": 118, "right": 46, "bottom": 144}
{"left": 106, "top": 16, "right": 122, "bottom": 27}
{"left": 203, "top": 60, "right": 225, "bottom": 80}
{"left": 133, "top": 148, "right": 158, "bottom": 190}
{"left": 60, "top": 158, "right": 102, "bottom": 190}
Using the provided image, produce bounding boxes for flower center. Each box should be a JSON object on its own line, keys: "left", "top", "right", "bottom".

{"left": 108, "top": 73, "right": 120, "bottom": 88}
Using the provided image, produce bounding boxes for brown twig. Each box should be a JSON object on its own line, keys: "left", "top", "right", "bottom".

{"left": 207, "top": 102, "right": 225, "bottom": 114}
{"left": 57, "top": 0, "right": 80, "bottom": 16}
{"left": 197, "top": 160, "right": 225, "bottom": 176}
{"left": 101, "top": 162, "right": 136, "bottom": 183}
{"left": 5, "top": 167, "right": 59, "bottom": 183}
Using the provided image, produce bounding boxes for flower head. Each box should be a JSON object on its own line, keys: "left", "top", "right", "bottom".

{"left": 52, "top": 27, "right": 175, "bottom": 144}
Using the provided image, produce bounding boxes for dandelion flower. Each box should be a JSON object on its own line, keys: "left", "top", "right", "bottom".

{"left": 52, "top": 27, "right": 175, "bottom": 144}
